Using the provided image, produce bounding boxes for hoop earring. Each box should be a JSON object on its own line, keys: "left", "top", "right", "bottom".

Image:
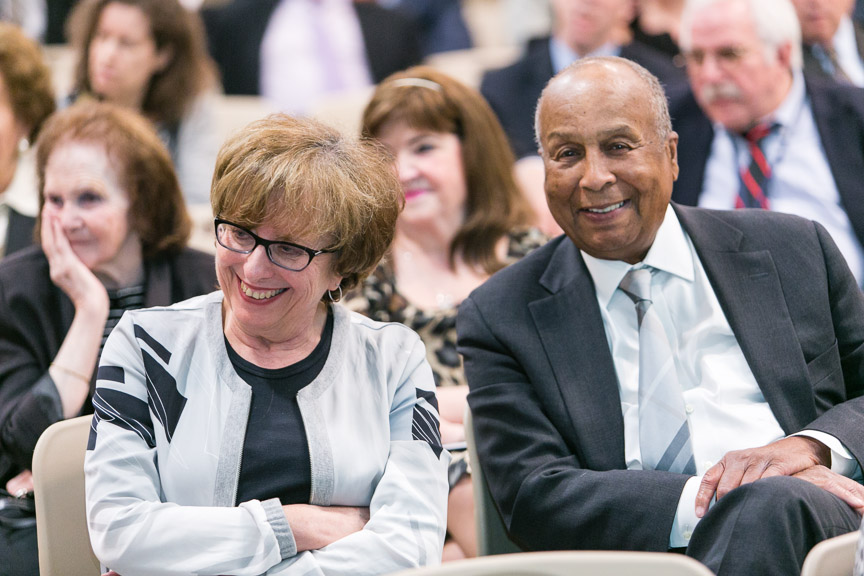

{"left": 327, "top": 285, "right": 343, "bottom": 303}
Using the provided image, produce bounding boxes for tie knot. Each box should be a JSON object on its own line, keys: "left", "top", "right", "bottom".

{"left": 743, "top": 122, "right": 775, "bottom": 145}
{"left": 619, "top": 267, "right": 653, "bottom": 304}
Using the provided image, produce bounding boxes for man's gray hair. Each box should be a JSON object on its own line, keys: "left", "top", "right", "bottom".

{"left": 534, "top": 56, "right": 673, "bottom": 154}
{"left": 679, "top": 0, "right": 802, "bottom": 71}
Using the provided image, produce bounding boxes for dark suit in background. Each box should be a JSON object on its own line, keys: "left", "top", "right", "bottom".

{"left": 201, "top": 0, "right": 422, "bottom": 96}
{"left": 2, "top": 210, "right": 34, "bottom": 259}
{"left": 480, "top": 37, "right": 687, "bottom": 159}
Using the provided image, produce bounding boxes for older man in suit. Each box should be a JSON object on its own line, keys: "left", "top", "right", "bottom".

{"left": 791, "top": 0, "right": 864, "bottom": 85}
{"left": 481, "top": 0, "right": 686, "bottom": 161}
{"left": 670, "top": 0, "right": 864, "bottom": 285}
{"left": 458, "top": 56, "right": 864, "bottom": 576}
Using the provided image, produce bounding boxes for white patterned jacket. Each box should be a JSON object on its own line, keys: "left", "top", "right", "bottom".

{"left": 85, "top": 291, "right": 449, "bottom": 576}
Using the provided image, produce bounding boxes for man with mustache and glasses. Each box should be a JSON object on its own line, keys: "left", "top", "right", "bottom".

{"left": 669, "top": 0, "right": 864, "bottom": 286}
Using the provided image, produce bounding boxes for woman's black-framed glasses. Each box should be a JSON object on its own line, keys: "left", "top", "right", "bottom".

{"left": 214, "top": 218, "right": 337, "bottom": 272}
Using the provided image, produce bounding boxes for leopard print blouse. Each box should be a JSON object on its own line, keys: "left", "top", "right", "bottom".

{"left": 344, "top": 228, "right": 549, "bottom": 388}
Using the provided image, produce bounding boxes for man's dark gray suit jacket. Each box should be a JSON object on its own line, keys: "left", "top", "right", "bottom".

{"left": 457, "top": 204, "right": 864, "bottom": 553}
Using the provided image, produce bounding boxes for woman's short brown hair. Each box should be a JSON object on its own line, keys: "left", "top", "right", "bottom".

{"left": 362, "top": 65, "right": 534, "bottom": 275}
{"left": 67, "top": 0, "right": 217, "bottom": 126}
{"left": 35, "top": 101, "right": 191, "bottom": 260}
{"left": 0, "top": 22, "right": 56, "bottom": 142}
{"left": 211, "top": 114, "right": 402, "bottom": 294}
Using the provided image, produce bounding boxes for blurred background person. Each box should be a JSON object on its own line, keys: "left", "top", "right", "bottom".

{"left": 66, "top": 0, "right": 221, "bottom": 205}
{"left": 482, "top": 0, "right": 686, "bottom": 161}
{"left": 85, "top": 113, "right": 448, "bottom": 575}
{"left": 0, "top": 22, "right": 56, "bottom": 260}
{"left": 629, "top": 0, "right": 685, "bottom": 62}
{"left": 791, "top": 0, "right": 864, "bottom": 86}
{"left": 378, "top": 0, "right": 473, "bottom": 57}
{"left": 673, "top": 0, "right": 864, "bottom": 285}
{"left": 481, "top": 0, "right": 687, "bottom": 237}
{"left": 201, "top": 0, "right": 421, "bottom": 115}
{"left": 0, "top": 101, "right": 216, "bottom": 576}
{"left": 0, "top": 0, "right": 76, "bottom": 43}
{"left": 350, "top": 65, "right": 548, "bottom": 561}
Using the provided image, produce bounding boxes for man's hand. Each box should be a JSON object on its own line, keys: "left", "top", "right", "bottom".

{"left": 695, "top": 436, "right": 830, "bottom": 517}
{"left": 793, "top": 466, "right": 864, "bottom": 515}
{"left": 282, "top": 504, "right": 370, "bottom": 552}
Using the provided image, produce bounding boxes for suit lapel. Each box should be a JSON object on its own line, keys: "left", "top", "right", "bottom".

{"left": 675, "top": 206, "right": 815, "bottom": 432}
{"left": 529, "top": 240, "right": 626, "bottom": 470}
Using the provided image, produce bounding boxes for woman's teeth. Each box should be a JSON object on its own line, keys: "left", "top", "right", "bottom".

{"left": 586, "top": 201, "right": 625, "bottom": 214}
{"left": 240, "top": 282, "right": 286, "bottom": 300}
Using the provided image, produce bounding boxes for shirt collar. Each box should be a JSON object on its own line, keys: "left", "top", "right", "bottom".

{"left": 582, "top": 204, "right": 694, "bottom": 309}
{"left": 549, "top": 36, "right": 621, "bottom": 74}
{"left": 834, "top": 16, "right": 858, "bottom": 61}
{"left": 771, "top": 70, "right": 806, "bottom": 130}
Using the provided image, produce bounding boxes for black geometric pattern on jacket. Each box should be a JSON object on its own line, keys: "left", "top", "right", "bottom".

{"left": 412, "top": 388, "right": 443, "bottom": 458}
{"left": 89, "top": 366, "right": 155, "bottom": 450}
{"left": 134, "top": 324, "right": 172, "bottom": 364}
{"left": 135, "top": 324, "right": 186, "bottom": 443}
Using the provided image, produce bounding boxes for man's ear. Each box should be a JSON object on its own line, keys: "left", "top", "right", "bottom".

{"left": 776, "top": 42, "right": 792, "bottom": 70}
{"left": 667, "top": 131, "right": 680, "bottom": 181}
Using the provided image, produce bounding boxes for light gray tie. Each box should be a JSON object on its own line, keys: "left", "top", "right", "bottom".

{"left": 619, "top": 267, "right": 696, "bottom": 475}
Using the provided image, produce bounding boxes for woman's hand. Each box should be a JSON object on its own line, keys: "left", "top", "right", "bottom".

{"left": 282, "top": 504, "right": 370, "bottom": 552}
{"left": 437, "top": 385, "right": 468, "bottom": 444}
{"left": 41, "top": 208, "right": 110, "bottom": 418}
{"left": 41, "top": 209, "right": 108, "bottom": 313}
{"left": 5, "top": 469, "right": 33, "bottom": 497}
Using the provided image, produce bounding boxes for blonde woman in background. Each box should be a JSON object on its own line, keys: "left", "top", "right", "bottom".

{"left": 0, "top": 22, "right": 56, "bottom": 260}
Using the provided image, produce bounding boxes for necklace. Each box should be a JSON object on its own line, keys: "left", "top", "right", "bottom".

{"left": 394, "top": 249, "right": 459, "bottom": 311}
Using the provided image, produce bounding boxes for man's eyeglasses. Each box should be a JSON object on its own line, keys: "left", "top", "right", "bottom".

{"left": 214, "top": 218, "right": 337, "bottom": 272}
{"left": 682, "top": 46, "right": 750, "bottom": 69}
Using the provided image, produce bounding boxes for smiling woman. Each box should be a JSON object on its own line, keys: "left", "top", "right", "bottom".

{"left": 84, "top": 113, "right": 449, "bottom": 575}
{"left": 0, "top": 100, "right": 216, "bottom": 575}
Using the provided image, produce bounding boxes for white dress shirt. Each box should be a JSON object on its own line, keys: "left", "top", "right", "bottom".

{"left": 582, "top": 205, "right": 859, "bottom": 548}
{"left": 259, "top": 0, "right": 373, "bottom": 115}
{"left": 833, "top": 16, "right": 864, "bottom": 87}
{"left": 549, "top": 36, "right": 620, "bottom": 74}
{"left": 698, "top": 71, "right": 864, "bottom": 285}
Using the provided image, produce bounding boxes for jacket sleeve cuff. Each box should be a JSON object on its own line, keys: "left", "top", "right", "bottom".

{"left": 670, "top": 475, "right": 714, "bottom": 548}
{"left": 261, "top": 497, "right": 297, "bottom": 559}
{"left": 793, "top": 430, "right": 862, "bottom": 480}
